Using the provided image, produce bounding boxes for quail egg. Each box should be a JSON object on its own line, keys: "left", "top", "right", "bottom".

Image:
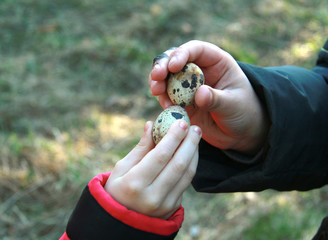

{"left": 167, "top": 63, "right": 204, "bottom": 107}
{"left": 152, "top": 106, "right": 190, "bottom": 144}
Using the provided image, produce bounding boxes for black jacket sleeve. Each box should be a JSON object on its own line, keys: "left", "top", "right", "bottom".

{"left": 192, "top": 40, "right": 328, "bottom": 193}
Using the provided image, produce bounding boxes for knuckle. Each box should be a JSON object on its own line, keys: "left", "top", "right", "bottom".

{"left": 143, "top": 196, "right": 161, "bottom": 213}
{"left": 155, "top": 147, "right": 171, "bottom": 164}
{"left": 123, "top": 181, "right": 143, "bottom": 198}
{"left": 172, "top": 158, "right": 188, "bottom": 174}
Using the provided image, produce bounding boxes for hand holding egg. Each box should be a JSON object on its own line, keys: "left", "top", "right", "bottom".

{"left": 167, "top": 63, "right": 204, "bottom": 108}
{"left": 152, "top": 63, "right": 204, "bottom": 144}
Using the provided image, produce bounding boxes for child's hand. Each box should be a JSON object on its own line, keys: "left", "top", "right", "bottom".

{"left": 104, "top": 120, "right": 202, "bottom": 219}
{"left": 149, "top": 40, "right": 269, "bottom": 155}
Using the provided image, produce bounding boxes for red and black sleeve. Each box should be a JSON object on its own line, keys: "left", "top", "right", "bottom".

{"left": 60, "top": 173, "right": 183, "bottom": 240}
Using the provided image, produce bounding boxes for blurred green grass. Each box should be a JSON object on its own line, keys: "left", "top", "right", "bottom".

{"left": 0, "top": 0, "right": 327, "bottom": 239}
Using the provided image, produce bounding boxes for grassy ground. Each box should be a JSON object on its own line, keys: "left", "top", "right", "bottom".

{"left": 0, "top": 0, "right": 327, "bottom": 239}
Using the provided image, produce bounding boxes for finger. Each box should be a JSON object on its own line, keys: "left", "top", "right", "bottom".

{"left": 110, "top": 121, "right": 155, "bottom": 178}
{"left": 149, "top": 77, "right": 167, "bottom": 96}
{"left": 158, "top": 94, "right": 174, "bottom": 109}
{"left": 195, "top": 85, "right": 251, "bottom": 148}
{"left": 168, "top": 40, "right": 229, "bottom": 73}
{"left": 152, "top": 125, "right": 201, "bottom": 196}
{"left": 162, "top": 149, "right": 198, "bottom": 212}
{"left": 152, "top": 47, "right": 177, "bottom": 67}
{"left": 152, "top": 53, "right": 169, "bottom": 66}
{"left": 195, "top": 85, "right": 240, "bottom": 132}
{"left": 151, "top": 47, "right": 177, "bottom": 82}
{"left": 127, "top": 120, "right": 189, "bottom": 186}
{"left": 174, "top": 147, "right": 199, "bottom": 195}
{"left": 149, "top": 48, "right": 177, "bottom": 99}
{"left": 195, "top": 84, "right": 241, "bottom": 116}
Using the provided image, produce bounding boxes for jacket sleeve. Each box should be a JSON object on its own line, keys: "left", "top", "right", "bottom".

{"left": 192, "top": 40, "right": 328, "bottom": 193}
{"left": 60, "top": 172, "right": 183, "bottom": 240}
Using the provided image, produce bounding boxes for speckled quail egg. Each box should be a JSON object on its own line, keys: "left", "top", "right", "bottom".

{"left": 152, "top": 106, "right": 190, "bottom": 144}
{"left": 167, "top": 63, "right": 204, "bottom": 107}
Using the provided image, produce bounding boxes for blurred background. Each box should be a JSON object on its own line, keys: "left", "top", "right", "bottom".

{"left": 0, "top": 0, "right": 327, "bottom": 239}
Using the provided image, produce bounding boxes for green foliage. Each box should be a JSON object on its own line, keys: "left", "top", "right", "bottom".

{"left": 0, "top": 0, "right": 327, "bottom": 239}
{"left": 242, "top": 205, "right": 318, "bottom": 240}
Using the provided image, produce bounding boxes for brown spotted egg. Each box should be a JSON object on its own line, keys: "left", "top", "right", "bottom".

{"left": 152, "top": 106, "right": 190, "bottom": 144}
{"left": 167, "top": 63, "right": 204, "bottom": 107}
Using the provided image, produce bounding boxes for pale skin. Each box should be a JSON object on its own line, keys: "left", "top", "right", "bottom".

{"left": 150, "top": 40, "right": 269, "bottom": 155}
{"left": 105, "top": 120, "right": 202, "bottom": 219}
{"left": 105, "top": 40, "right": 269, "bottom": 220}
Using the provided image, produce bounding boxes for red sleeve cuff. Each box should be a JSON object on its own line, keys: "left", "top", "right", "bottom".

{"left": 59, "top": 232, "right": 69, "bottom": 240}
{"left": 88, "top": 172, "right": 184, "bottom": 236}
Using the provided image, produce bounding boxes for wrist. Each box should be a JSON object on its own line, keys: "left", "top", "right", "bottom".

{"left": 93, "top": 172, "right": 184, "bottom": 235}
{"left": 105, "top": 174, "right": 182, "bottom": 220}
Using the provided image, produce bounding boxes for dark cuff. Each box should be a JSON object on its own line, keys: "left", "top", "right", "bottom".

{"left": 312, "top": 216, "right": 328, "bottom": 240}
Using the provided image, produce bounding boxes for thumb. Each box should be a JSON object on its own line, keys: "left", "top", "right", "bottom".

{"left": 111, "top": 121, "right": 155, "bottom": 177}
{"left": 126, "top": 121, "right": 155, "bottom": 163}
{"left": 195, "top": 85, "right": 229, "bottom": 114}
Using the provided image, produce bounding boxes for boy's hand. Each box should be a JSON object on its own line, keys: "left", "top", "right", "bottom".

{"left": 149, "top": 40, "right": 269, "bottom": 155}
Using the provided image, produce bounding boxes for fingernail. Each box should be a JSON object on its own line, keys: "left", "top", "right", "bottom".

{"left": 193, "top": 126, "right": 202, "bottom": 136}
{"left": 179, "top": 120, "right": 188, "bottom": 130}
